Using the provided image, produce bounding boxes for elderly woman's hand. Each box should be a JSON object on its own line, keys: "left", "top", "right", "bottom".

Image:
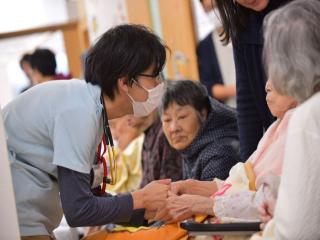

{"left": 258, "top": 175, "right": 279, "bottom": 229}
{"left": 144, "top": 179, "right": 172, "bottom": 211}
{"left": 154, "top": 192, "right": 195, "bottom": 223}
{"left": 170, "top": 180, "right": 191, "bottom": 195}
{"left": 154, "top": 192, "right": 215, "bottom": 223}
{"left": 258, "top": 201, "right": 273, "bottom": 230}
{"left": 171, "top": 179, "right": 218, "bottom": 197}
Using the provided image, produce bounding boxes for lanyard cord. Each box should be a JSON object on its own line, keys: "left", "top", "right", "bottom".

{"left": 97, "top": 94, "right": 117, "bottom": 194}
{"left": 97, "top": 135, "right": 108, "bottom": 193}
{"left": 101, "top": 95, "right": 117, "bottom": 184}
{"left": 101, "top": 96, "right": 114, "bottom": 147}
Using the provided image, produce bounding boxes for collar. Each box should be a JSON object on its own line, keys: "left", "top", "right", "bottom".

{"left": 87, "top": 82, "right": 103, "bottom": 115}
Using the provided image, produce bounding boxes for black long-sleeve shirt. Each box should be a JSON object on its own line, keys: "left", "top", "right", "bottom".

{"left": 57, "top": 166, "right": 136, "bottom": 227}
{"left": 197, "top": 32, "right": 224, "bottom": 99}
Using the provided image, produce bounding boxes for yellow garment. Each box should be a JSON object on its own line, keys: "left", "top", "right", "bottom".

{"left": 108, "top": 135, "right": 144, "bottom": 194}
{"left": 244, "top": 162, "right": 256, "bottom": 191}
{"left": 221, "top": 161, "right": 256, "bottom": 192}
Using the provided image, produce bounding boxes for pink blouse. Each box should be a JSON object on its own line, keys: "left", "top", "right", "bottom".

{"left": 249, "top": 109, "right": 294, "bottom": 187}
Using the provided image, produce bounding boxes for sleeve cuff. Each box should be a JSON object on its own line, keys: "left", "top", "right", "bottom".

{"left": 114, "top": 193, "right": 134, "bottom": 223}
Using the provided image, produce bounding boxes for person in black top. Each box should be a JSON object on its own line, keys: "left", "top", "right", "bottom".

{"left": 215, "top": 0, "right": 291, "bottom": 161}
{"left": 198, "top": 0, "right": 236, "bottom": 103}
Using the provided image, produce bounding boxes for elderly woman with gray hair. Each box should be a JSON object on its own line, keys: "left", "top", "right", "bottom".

{"left": 258, "top": 0, "right": 320, "bottom": 239}
{"left": 153, "top": 74, "right": 297, "bottom": 223}
{"left": 152, "top": 0, "right": 320, "bottom": 226}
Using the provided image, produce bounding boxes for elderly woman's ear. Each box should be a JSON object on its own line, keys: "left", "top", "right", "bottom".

{"left": 198, "top": 109, "right": 208, "bottom": 123}
{"left": 201, "top": 109, "right": 208, "bottom": 119}
{"left": 195, "top": 108, "right": 208, "bottom": 125}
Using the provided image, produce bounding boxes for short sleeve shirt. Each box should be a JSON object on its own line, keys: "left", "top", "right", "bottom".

{"left": 3, "top": 79, "right": 103, "bottom": 176}
{"left": 2, "top": 79, "right": 103, "bottom": 235}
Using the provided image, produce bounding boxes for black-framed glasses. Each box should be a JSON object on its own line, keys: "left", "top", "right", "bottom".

{"left": 135, "top": 71, "right": 164, "bottom": 83}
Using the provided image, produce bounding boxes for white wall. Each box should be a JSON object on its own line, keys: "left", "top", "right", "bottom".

{"left": 0, "top": 0, "right": 68, "bottom": 33}
{"left": 84, "top": 0, "right": 128, "bottom": 43}
{"left": 191, "top": 0, "right": 236, "bottom": 107}
{"left": 191, "top": 0, "right": 215, "bottom": 42}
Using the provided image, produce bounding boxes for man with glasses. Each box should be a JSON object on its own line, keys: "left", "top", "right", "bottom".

{"left": 2, "top": 24, "right": 170, "bottom": 239}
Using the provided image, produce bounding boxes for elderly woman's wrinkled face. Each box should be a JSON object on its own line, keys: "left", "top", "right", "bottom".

{"left": 265, "top": 80, "right": 297, "bottom": 119}
{"left": 236, "top": 0, "right": 269, "bottom": 11}
{"left": 161, "top": 103, "right": 203, "bottom": 151}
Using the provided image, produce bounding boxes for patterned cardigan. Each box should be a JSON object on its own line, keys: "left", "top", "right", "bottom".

{"left": 180, "top": 98, "right": 241, "bottom": 181}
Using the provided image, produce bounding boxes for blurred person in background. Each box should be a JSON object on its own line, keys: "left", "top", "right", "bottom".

{"left": 108, "top": 115, "right": 144, "bottom": 194}
{"left": 198, "top": 0, "right": 236, "bottom": 106}
{"left": 29, "top": 48, "right": 72, "bottom": 84}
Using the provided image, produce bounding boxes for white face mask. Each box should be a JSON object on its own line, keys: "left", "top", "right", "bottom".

{"left": 128, "top": 82, "right": 165, "bottom": 117}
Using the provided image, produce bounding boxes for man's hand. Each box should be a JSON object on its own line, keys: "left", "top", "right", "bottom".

{"left": 144, "top": 209, "right": 156, "bottom": 221}
{"left": 132, "top": 179, "right": 171, "bottom": 211}
{"left": 84, "top": 226, "right": 103, "bottom": 236}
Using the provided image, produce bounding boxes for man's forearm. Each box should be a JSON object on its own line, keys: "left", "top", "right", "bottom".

{"left": 58, "top": 166, "right": 134, "bottom": 227}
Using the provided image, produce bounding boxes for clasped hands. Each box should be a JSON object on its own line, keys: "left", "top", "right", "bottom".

{"left": 140, "top": 179, "right": 214, "bottom": 223}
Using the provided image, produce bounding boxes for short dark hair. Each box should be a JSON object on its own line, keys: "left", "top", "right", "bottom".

{"left": 19, "top": 53, "right": 31, "bottom": 69}
{"left": 30, "top": 49, "right": 57, "bottom": 76}
{"left": 85, "top": 24, "right": 167, "bottom": 100}
{"left": 159, "top": 80, "right": 210, "bottom": 114}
